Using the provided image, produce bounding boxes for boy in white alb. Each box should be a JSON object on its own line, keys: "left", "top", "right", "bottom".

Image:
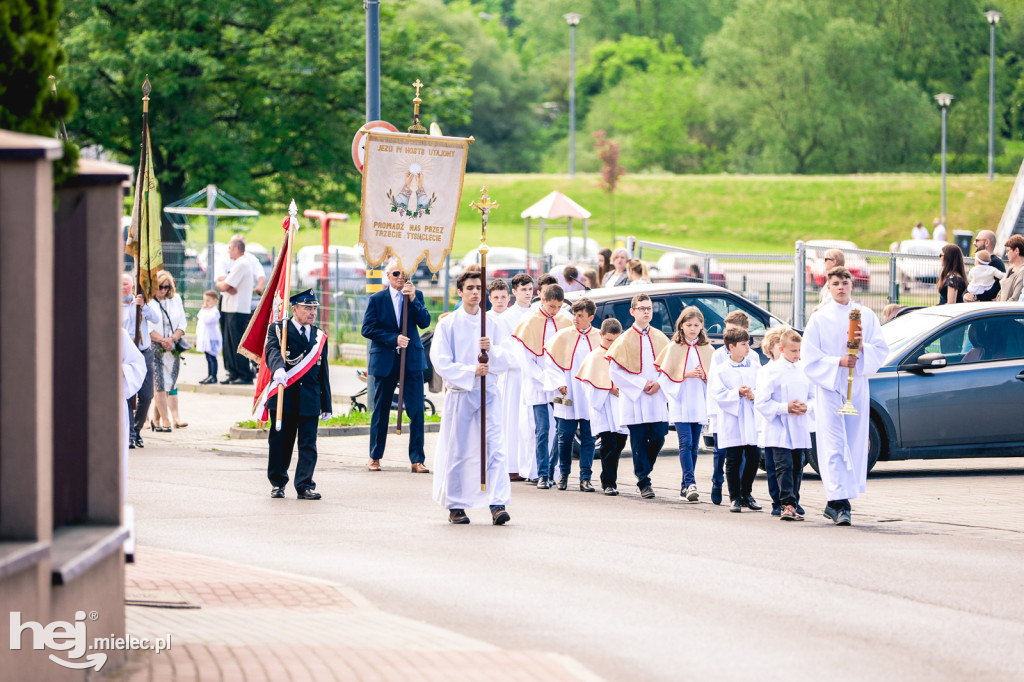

{"left": 710, "top": 328, "right": 762, "bottom": 513}
{"left": 706, "top": 311, "right": 761, "bottom": 505}
{"left": 431, "top": 271, "right": 514, "bottom": 525}
{"left": 500, "top": 274, "right": 536, "bottom": 481}
{"left": 512, "top": 283, "right": 572, "bottom": 489}
{"left": 576, "top": 319, "right": 627, "bottom": 495}
{"left": 544, "top": 298, "right": 602, "bottom": 491}
{"left": 755, "top": 329, "right": 814, "bottom": 521}
{"left": 606, "top": 293, "right": 670, "bottom": 499}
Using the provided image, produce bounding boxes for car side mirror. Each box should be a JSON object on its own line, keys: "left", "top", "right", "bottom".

{"left": 905, "top": 352, "right": 947, "bottom": 371}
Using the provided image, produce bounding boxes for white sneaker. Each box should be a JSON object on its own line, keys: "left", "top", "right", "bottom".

{"left": 685, "top": 484, "right": 699, "bottom": 502}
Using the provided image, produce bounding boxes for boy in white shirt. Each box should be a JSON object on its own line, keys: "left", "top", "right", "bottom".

{"left": 709, "top": 328, "right": 761, "bottom": 513}
{"left": 545, "top": 298, "right": 602, "bottom": 491}
{"left": 606, "top": 293, "right": 670, "bottom": 499}
{"left": 755, "top": 329, "right": 814, "bottom": 521}
{"left": 706, "top": 311, "right": 761, "bottom": 505}
{"left": 576, "top": 319, "right": 627, "bottom": 495}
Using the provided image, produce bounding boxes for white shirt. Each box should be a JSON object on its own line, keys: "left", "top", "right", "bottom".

{"left": 290, "top": 318, "right": 312, "bottom": 341}
{"left": 390, "top": 286, "right": 404, "bottom": 325}
{"left": 222, "top": 256, "right": 254, "bottom": 313}
{"left": 545, "top": 327, "right": 597, "bottom": 421}
{"left": 706, "top": 344, "right": 761, "bottom": 434}
{"left": 122, "top": 300, "right": 161, "bottom": 351}
{"left": 754, "top": 359, "right": 814, "bottom": 450}
{"left": 147, "top": 294, "right": 187, "bottom": 338}
{"left": 708, "top": 356, "right": 759, "bottom": 449}
{"left": 657, "top": 339, "right": 708, "bottom": 424}
{"left": 933, "top": 223, "right": 947, "bottom": 242}
{"left": 911, "top": 225, "right": 930, "bottom": 240}
{"left": 608, "top": 325, "right": 669, "bottom": 426}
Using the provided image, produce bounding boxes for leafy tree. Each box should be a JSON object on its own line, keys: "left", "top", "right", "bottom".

{"left": 702, "top": 0, "right": 933, "bottom": 173}
{"left": 60, "top": 0, "right": 471, "bottom": 215}
{"left": 400, "top": 0, "right": 544, "bottom": 172}
{"left": 1, "top": 0, "right": 78, "bottom": 179}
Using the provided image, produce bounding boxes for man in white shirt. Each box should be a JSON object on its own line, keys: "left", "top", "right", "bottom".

{"left": 217, "top": 235, "right": 255, "bottom": 384}
{"left": 932, "top": 218, "right": 947, "bottom": 242}
{"left": 121, "top": 274, "right": 160, "bottom": 449}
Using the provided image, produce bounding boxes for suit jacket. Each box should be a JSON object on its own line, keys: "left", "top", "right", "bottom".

{"left": 361, "top": 287, "right": 431, "bottom": 376}
{"left": 264, "top": 320, "right": 332, "bottom": 417}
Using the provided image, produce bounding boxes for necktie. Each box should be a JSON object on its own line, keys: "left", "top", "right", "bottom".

{"left": 300, "top": 326, "right": 307, "bottom": 342}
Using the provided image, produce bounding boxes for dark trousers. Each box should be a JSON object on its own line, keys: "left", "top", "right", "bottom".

{"left": 764, "top": 447, "right": 781, "bottom": 507}
{"left": 205, "top": 352, "right": 218, "bottom": 378}
{"left": 627, "top": 422, "right": 668, "bottom": 489}
{"left": 725, "top": 445, "right": 760, "bottom": 502}
{"left": 555, "top": 417, "right": 596, "bottom": 480}
{"left": 599, "top": 431, "right": 628, "bottom": 489}
{"left": 533, "top": 404, "right": 554, "bottom": 478}
{"left": 767, "top": 447, "right": 805, "bottom": 507}
{"left": 268, "top": 413, "right": 319, "bottom": 491}
{"left": 129, "top": 347, "right": 155, "bottom": 440}
{"left": 222, "top": 311, "right": 254, "bottom": 381}
{"left": 369, "top": 366, "right": 425, "bottom": 463}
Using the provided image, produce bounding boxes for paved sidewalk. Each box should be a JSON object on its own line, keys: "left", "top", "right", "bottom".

{"left": 111, "top": 547, "right": 600, "bottom": 682}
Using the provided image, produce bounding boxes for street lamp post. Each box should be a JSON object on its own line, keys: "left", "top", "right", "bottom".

{"left": 986, "top": 10, "right": 1002, "bottom": 182}
{"left": 564, "top": 13, "right": 582, "bottom": 177}
{"left": 935, "top": 93, "right": 954, "bottom": 225}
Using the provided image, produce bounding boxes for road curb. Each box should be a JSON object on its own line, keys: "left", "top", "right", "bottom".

{"left": 230, "top": 422, "right": 441, "bottom": 440}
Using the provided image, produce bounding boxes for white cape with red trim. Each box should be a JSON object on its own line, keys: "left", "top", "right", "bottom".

{"left": 255, "top": 328, "right": 328, "bottom": 421}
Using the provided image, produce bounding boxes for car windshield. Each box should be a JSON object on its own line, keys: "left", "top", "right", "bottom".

{"left": 881, "top": 310, "right": 950, "bottom": 356}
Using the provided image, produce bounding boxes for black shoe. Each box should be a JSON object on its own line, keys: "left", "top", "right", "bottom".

{"left": 795, "top": 504, "right": 806, "bottom": 516}
{"left": 537, "top": 477, "right": 552, "bottom": 489}
{"left": 837, "top": 509, "right": 852, "bottom": 526}
{"left": 224, "top": 377, "right": 240, "bottom": 384}
{"left": 743, "top": 495, "right": 762, "bottom": 511}
{"left": 579, "top": 479, "right": 594, "bottom": 492}
{"left": 711, "top": 486, "right": 722, "bottom": 505}
{"left": 525, "top": 478, "right": 539, "bottom": 484}
{"left": 557, "top": 475, "right": 568, "bottom": 491}
{"left": 823, "top": 505, "right": 840, "bottom": 524}
{"left": 132, "top": 437, "right": 144, "bottom": 448}
{"left": 491, "top": 507, "right": 510, "bottom": 525}
{"left": 640, "top": 486, "right": 655, "bottom": 499}
{"left": 449, "top": 509, "right": 470, "bottom": 524}
{"left": 602, "top": 486, "right": 619, "bottom": 496}
{"left": 128, "top": 439, "right": 136, "bottom": 449}
{"left": 771, "top": 504, "right": 782, "bottom": 517}
{"left": 236, "top": 379, "right": 253, "bottom": 385}
{"left": 730, "top": 499, "right": 743, "bottom": 513}
{"left": 296, "top": 489, "right": 321, "bottom": 500}
{"left": 270, "top": 487, "right": 285, "bottom": 499}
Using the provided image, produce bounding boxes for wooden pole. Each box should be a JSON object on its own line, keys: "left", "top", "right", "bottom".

{"left": 470, "top": 187, "right": 499, "bottom": 491}
{"left": 134, "top": 77, "right": 152, "bottom": 347}
{"left": 275, "top": 201, "right": 298, "bottom": 432}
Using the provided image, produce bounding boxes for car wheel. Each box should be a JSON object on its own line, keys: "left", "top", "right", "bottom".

{"left": 868, "top": 417, "right": 882, "bottom": 472}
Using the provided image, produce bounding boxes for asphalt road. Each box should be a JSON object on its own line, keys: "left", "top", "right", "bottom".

{"left": 130, "top": 424, "right": 1024, "bottom": 680}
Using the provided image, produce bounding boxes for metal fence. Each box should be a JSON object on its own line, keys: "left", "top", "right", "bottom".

{"left": 130, "top": 238, "right": 971, "bottom": 342}
{"left": 631, "top": 238, "right": 973, "bottom": 328}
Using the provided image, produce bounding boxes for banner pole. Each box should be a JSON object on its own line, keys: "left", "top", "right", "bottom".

{"left": 275, "top": 201, "right": 297, "bottom": 432}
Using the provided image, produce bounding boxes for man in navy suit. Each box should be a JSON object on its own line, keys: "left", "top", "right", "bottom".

{"left": 265, "top": 289, "right": 332, "bottom": 499}
{"left": 361, "top": 262, "right": 432, "bottom": 472}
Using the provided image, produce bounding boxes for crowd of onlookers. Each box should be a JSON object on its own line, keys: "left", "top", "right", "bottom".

{"left": 121, "top": 234, "right": 266, "bottom": 448}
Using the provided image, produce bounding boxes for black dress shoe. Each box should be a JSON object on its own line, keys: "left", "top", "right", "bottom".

{"left": 132, "top": 437, "right": 144, "bottom": 448}
{"left": 579, "top": 479, "right": 594, "bottom": 492}
{"left": 449, "top": 509, "right": 470, "bottom": 524}
{"left": 128, "top": 440, "right": 136, "bottom": 450}
{"left": 557, "top": 475, "right": 568, "bottom": 490}
{"left": 537, "top": 477, "right": 552, "bottom": 489}
{"left": 296, "top": 489, "right": 321, "bottom": 500}
{"left": 270, "top": 487, "right": 285, "bottom": 499}
{"left": 743, "top": 495, "right": 762, "bottom": 511}
{"left": 730, "top": 499, "right": 743, "bottom": 512}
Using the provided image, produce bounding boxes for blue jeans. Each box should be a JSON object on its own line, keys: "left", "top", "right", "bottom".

{"left": 555, "top": 417, "right": 596, "bottom": 480}
{"left": 533, "top": 404, "right": 553, "bottom": 478}
{"left": 675, "top": 422, "right": 702, "bottom": 488}
{"left": 627, "top": 422, "right": 668, "bottom": 489}
{"left": 712, "top": 446, "right": 725, "bottom": 489}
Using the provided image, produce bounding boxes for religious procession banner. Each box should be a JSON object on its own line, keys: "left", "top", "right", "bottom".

{"left": 358, "top": 130, "right": 471, "bottom": 275}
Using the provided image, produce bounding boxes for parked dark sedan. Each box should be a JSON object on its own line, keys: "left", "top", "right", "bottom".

{"left": 807, "top": 303, "right": 1024, "bottom": 473}
{"left": 566, "top": 282, "right": 790, "bottom": 364}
